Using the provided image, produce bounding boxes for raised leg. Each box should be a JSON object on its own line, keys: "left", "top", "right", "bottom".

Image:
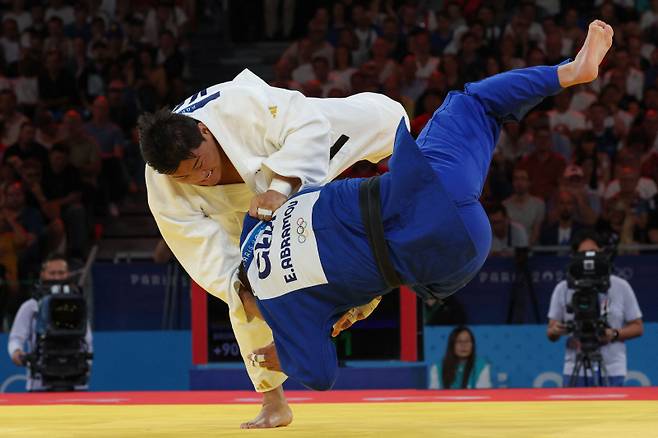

{"left": 416, "top": 20, "right": 614, "bottom": 206}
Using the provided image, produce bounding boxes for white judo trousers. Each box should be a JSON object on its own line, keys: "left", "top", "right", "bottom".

{"left": 146, "top": 69, "right": 408, "bottom": 391}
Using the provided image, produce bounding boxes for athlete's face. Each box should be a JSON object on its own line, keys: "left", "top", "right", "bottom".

{"left": 169, "top": 122, "right": 223, "bottom": 186}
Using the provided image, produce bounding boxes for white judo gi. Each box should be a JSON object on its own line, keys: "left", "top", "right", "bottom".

{"left": 145, "top": 69, "right": 408, "bottom": 391}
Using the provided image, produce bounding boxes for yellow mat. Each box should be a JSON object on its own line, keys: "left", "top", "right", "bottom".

{"left": 1, "top": 401, "right": 657, "bottom": 438}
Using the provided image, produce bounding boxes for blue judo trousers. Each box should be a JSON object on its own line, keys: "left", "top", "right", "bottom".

{"left": 240, "top": 65, "right": 564, "bottom": 390}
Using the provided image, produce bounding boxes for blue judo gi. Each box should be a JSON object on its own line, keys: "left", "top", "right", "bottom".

{"left": 239, "top": 65, "right": 564, "bottom": 390}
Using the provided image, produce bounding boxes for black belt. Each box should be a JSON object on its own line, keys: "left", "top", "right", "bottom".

{"left": 358, "top": 177, "right": 403, "bottom": 289}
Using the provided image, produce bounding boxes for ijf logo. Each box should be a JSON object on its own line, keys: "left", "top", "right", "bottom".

{"left": 296, "top": 218, "right": 308, "bottom": 243}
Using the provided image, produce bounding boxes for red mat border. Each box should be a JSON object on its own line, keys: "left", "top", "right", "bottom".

{"left": 0, "top": 388, "right": 657, "bottom": 406}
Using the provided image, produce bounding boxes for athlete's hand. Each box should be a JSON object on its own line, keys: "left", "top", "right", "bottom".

{"left": 248, "top": 342, "right": 281, "bottom": 372}
{"left": 11, "top": 349, "right": 25, "bottom": 366}
{"left": 332, "top": 296, "right": 382, "bottom": 337}
{"left": 249, "top": 190, "right": 288, "bottom": 221}
{"left": 238, "top": 286, "right": 262, "bottom": 322}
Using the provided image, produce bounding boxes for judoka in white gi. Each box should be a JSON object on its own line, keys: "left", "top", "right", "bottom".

{"left": 139, "top": 69, "right": 407, "bottom": 428}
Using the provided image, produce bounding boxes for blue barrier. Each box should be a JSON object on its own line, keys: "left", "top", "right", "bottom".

{"left": 0, "top": 331, "right": 191, "bottom": 392}
{"left": 92, "top": 263, "right": 191, "bottom": 330}
{"left": 190, "top": 361, "right": 427, "bottom": 391}
{"left": 457, "top": 254, "right": 658, "bottom": 324}
{"left": 424, "top": 323, "right": 658, "bottom": 388}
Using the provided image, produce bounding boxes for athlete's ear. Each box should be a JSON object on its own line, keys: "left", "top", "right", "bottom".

{"left": 197, "top": 122, "right": 211, "bottom": 136}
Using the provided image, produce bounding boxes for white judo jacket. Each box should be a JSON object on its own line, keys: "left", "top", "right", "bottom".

{"left": 146, "top": 69, "right": 408, "bottom": 391}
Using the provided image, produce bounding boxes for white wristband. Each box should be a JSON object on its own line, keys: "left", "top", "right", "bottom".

{"left": 268, "top": 177, "right": 295, "bottom": 197}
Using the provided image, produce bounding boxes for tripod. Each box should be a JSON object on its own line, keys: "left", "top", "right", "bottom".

{"left": 568, "top": 349, "right": 609, "bottom": 387}
{"left": 506, "top": 248, "right": 541, "bottom": 324}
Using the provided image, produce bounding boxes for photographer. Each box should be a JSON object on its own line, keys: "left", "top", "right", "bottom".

{"left": 7, "top": 253, "right": 93, "bottom": 391}
{"left": 546, "top": 230, "right": 643, "bottom": 386}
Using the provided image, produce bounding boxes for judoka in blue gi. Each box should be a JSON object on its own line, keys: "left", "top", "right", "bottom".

{"left": 236, "top": 21, "right": 614, "bottom": 391}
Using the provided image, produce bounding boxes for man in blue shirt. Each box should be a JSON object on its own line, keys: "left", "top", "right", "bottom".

{"left": 238, "top": 21, "right": 614, "bottom": 391}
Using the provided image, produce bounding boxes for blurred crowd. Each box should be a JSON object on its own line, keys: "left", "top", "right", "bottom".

{"left": 271, "top": 0, "right": 658, "bottom": 252}
{"left": 0, "top": 0, "right": 193, "bottom": 327}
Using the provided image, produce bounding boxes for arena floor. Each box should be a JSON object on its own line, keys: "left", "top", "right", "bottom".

{"left": 1, "top": 388, "right": 656, "bottom": 437}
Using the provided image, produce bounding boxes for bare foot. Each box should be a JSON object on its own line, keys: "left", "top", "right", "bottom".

{"left": 240, "top": 387, "right": 293, "bottom": 429}
{"left": 559, "top": 20, "right": 614, "bottom": 87}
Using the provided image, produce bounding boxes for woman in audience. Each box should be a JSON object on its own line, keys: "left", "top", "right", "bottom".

{"left": 429, "top": 326, "right": 492, "bottom": 389}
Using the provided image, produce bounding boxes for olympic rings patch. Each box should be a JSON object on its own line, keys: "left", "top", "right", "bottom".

{"left": 296, "top": 217, "right": 308, "bottom": 243}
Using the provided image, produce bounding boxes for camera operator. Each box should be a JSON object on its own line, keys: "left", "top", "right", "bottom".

{"left": 546, "top": 229, "right": 643, "bottom": 386}
{"left": 7, "top": 253, "right": 93, "bottom": 391}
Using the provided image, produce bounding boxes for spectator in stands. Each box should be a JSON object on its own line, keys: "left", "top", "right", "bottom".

{"left": 3, "top": 181, "right": 63, "bottom": 287}
{"left": 429, "top": 326, "right": 492, "bottom": 389}
{"left": 370, "top": 38, "right": 397, "bottom": 86}
{"left": 46, "top": 0, "right": 75, "bottom": 26}
{"left": 540, "top": 190, "right": 585, "bottom": 246}
{"left": 547, "top": 88, "right": 586, "bottom": 139}
{"left": 310, "top": 56, "right": 334, "bottom": 97}
{"left": 600, "top": 83, "right": 634, "bottom": 133}
{"left": 64, "top": 3, "right": 91, "bottom": 40}
{"left": 351, "top": 4, "right": 377, "bottom": 66}
{"left": 603, "top": 48, "right": 644, "bottom": 101}
{"left": 503, "top": 168, "right": 546, "bottom": 246}
{"left": 382, "top": 74, "right": 415, "bottom": 119}
{"left": 7, "top": 253, "right": 93, "bottom": 390}
{"left": 436, "top": 53, "right": 460, "bottom": 91}
{"left": 586, "top": 102, "right": 621, "bottom": 162}
{"left": 598, "top": 194, "right": 649, "bottom": 246}
{"left": 137, "top": 47, "right": 168, "bottom": 106}
{"left": 44, "top": 16, "right": 73, "bottom": 60}
{"left": 58, "top": 109, "right": 102, "bottom": 194}
{"left": 34, "top": 110, "right": 60, "bottom": 149}
{"left": 430, "top": 12, "right": 453, "bottom": 54}
{"left": 41, "top": 143, "right": 88, "bottom": 258}
{"left": 29, "top": 4, "right": 47, "bottom": 36}
{"left": 0, "top": 89, "right": 29, "bottom": 148}
{"left": 107, "top": 80, "right": 139, "bottom": 139}
{"left": 38, "top": 48, "right": 78, "bottom": 111}
{"left": 516, "top": 124, "right": 567, "bottom": 201}
{"left": 14, "top": 55, "right": 39, "bottom": 110}
{"left": 157, "top": 30, "right": 185, "bottom": 85}
{"left": 546, "top": 165, "right": 600, "bottom": 226}
{"left": 290, "top": 38, "right": 315, "bottom": 84}
{"left": 84, "top": 95, "right": 126, "bottom": 217}
{"left": 271, "top": 57, "right": 302, "bottom": 91}
{"left": 5, "top": 0, "right": 32, "bottom": 32}
{"left": 573, "top": 132, "right": 611, "bottom": 196}
{"left": 1, "top": 17, "right": 21, "bottom": 65}
{"left": 604, "top": 165, "right": 657, "bottom": 202}
{"left": 328, "top": 45, "right": 355, "bottom": 93}
{"left": 3, "top": 121, "right": 49, "bottom": 171}
{"left": 496, "top": 122, "right": 531, "bottom": 164}
{"left": 410, "top": 30, "right": 439, "bottom": 81}
{"left": 410, "top": 90, "right": 443, "bottom": 137}
{"left": 400, "top": 55, "right": 426, "bottom": 102}
{"left": 488, "top": 202, "right": 528, "bottom": 256}
{"left": 547, "top": 229, "right": 643, "bottom": 387}
{"left": 380, "top": 15, "right": 406, "bottom": 61}
{"left": 458, "top": 32, "right": 486, "bottom": 85}
{"left": 144, "top": 0, "right": 189, "bottom": 48}
{"left": 282, "top": 19, "right": 333, "bottom": 71}
{"left": 0, "top": 182, "right": 30, "bottom": 321}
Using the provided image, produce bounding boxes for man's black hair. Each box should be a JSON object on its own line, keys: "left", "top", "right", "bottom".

{"left": 571, "top": 228, "right": 604, "bottom": 253}
{"left": 41, "top": 252, "right": 68, "bottom": 270}
{"left": 137, "top": 108, "right": 203, "bottom": 174}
